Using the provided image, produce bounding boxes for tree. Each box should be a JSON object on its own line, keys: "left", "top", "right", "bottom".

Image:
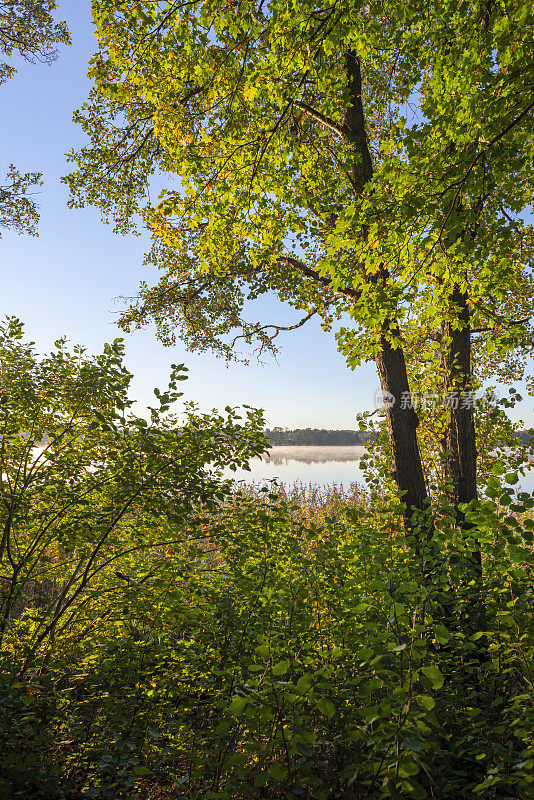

{"left": 0, "top": 316, "right": 267, "bottom": 674}
{"left": 66, "top": 1, "right": 534, "bottom": 544}
{"left": 0, "top": 1, "right": 70, "bottom": 234}
{"left": 0, "top": 164, "right": 42, "bottom": 236}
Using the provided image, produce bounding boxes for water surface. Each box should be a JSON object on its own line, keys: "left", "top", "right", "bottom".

{"left": 227, "top": 445, "right": 366, "bottom": 487}
{"left": 226, "top": 445, "right": 534, "bottom": 493}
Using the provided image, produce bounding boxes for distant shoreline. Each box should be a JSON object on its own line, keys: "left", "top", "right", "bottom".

{"left": 266, "top": 429, "right": 375, "bottom": 447}
{"left": 266, "top": 429, "right": 532, "bottom": 447}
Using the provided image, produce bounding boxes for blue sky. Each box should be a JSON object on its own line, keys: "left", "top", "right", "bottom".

{"left": 1, "top": 1, "right": 531, "bottom": 429}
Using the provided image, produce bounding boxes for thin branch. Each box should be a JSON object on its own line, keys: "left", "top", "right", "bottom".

{"left": 471, "top": 316, "right": 532, "bottom": 334}
{"left": 230, "top": 307, "right": 320, "bottom": 351}
{"left": 290, "top": 98, "right": 348, "bottom": 140}
{"left": 437, "top": 98, "right": 534, "bottom": 243}
{"left": 277, "top": 254, "right": 361, "bottom": 302}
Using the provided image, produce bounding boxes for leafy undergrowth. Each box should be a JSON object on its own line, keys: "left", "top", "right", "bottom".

{"left": 1, "top": 482, "right": 532, "bottom": 800}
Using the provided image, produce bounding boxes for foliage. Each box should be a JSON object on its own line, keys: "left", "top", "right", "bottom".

{"left": 0, "top": 0, "right": 69, "bottom": 85}
{"left": 359, "top": 389, "right": 534, "bottom": 502}
{"left": 3, "top": 1, "right": 534, "bottom": 795}
{"left": 1, "top": 477, "right": 532, "bottom": 799}
{"left": 236, "top": 479, "right": 372, "bottom": 525}
{"left": 0, "top": 314, "right": 266, "bottom": 673}
{"left": 0, "top": 0, "right": 70, "bottom": 236}
{"left": 0, "top": 164, "right": 42, "bottom": 236}
{"left": 0, "top": 323, "right": 532, "bottom": 799}
{"left": 67, "top": 0, "right": 534, "bottom": 367}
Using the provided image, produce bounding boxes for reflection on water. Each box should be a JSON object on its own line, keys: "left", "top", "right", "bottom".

{"left": 226, "top": 445, "right": 534, "bottom": 493}
{"left": 262, "top": 445, "right": 367, "bottom": 465}
{"left": 227, "top": 446, "right": 367, "bottom": 487}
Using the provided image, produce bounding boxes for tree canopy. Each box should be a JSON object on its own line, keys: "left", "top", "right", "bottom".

{"left": 0, "top": 1, "right": 70, "bottom": 236}
{"left": 68, "top": 0, "right": 533, "bottom": 359}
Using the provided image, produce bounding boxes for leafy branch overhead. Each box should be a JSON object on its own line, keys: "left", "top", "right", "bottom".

{"left": 66, "top": 0, "right": 534, "bottom": 360}
{"left": 0, "top": 165, "right": 42, "bottom": 236}
{"left": 0, "top": 0, "right": 69, "bottom": 84}
{"left": 0, "top": 1, "right": 70, "bottom": 235}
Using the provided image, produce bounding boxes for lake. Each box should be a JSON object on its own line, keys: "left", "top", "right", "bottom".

{"left": 226, "top": 445, "right": 368, "bottom": 488}
{"left": 226, "top": 445, "right": 534, "bottom": 493}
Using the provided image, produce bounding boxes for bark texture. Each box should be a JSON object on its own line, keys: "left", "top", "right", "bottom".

{"left": 440, "top": 286, "right": 482, "bottom": 585}
{"left": 375, "top": 336, "right": 429, "bottom": 535}
{"left": 440, "top": 287, "right": 478, "bottom": 511}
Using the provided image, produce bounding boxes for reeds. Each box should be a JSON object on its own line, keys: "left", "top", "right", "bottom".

{"left": 231, "top": 479, "right": 370, "bottom": 523}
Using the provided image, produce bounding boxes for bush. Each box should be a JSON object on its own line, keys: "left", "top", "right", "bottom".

{"left": 0, "top": 320, "right": 532, "bottom": 799}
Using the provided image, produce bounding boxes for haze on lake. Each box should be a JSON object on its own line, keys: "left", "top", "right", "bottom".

{"left": 227, "top": 445, "right": 534, "bottom": 493}
{"left": 227, "top": 445, "right": 367, "bottom": 487}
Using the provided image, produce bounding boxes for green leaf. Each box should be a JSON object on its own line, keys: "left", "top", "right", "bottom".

{"left": 228, "top": 696, "right": 247, "bottom": 716}
{"left": 254, "top": 772, "right": 269, "bottom": 787}
{"left": 357, "top": 648, "right": 374, "bottom": 662}
{"left": 469, "top": 631, "right": 485, "bottom": 641}
{"left": 317, "top": 698, "right": 336, "bottom": 718}
{"left": 215, "top": 721, "right": 230, "bottom": 735}
{"left": 269, "top": 763, "right": 288, "bottom": 781}
{"left": 415, "top": 695, "right": 435, "bottom": 711}
{"left": 398, "top": 760, "right": 420, "bottom": 777}
{"left": 434, "top": 624, "right": 451, "bottom": 644}
{"left": 272, "top": 660, "right": 290, "bottom": 676}
{"left": 403, "top": 777, "right": 427, "bottom": 799}
{"left": 296, "top": 675, "right": 313, "bottom": 693}
{"left": 421, "top": 665, "right": 444, "bottom": 689}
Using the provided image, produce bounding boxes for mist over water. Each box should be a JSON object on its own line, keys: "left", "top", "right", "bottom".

{"left": 264, "top": 445, "right": 367, "bottom": 464}
{"left": 226, "top": 446, "right": 366, "bottom": 487}
{"left": 226, "top": 446, "right": 534, "bottom": 493}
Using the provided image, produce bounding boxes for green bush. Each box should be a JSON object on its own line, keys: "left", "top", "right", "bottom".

{"left": 0, "top": 320, "right": 532, "bottom": 799}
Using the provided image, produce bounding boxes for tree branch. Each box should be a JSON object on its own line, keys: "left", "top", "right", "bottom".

{"left": 277, "top": 254, "right": 361, "bottom": 302}
{"left": 471, "top": 316, "right": 531, "bottom": 334}
{"left": 230, "top": 308, "right": 320, "bottom": 353}
{"left": 437, "top": 97, "right": 534, "bottom": 242}
{"left": 290, "top": 98, "right": 348, "bottom": 140}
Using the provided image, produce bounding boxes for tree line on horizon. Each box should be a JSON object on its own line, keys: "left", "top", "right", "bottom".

{"left": 266, "top": 428, "right": 376, "bottom": 446}
{"left": 266, "top": 428, "right": 532, "bottom": 447}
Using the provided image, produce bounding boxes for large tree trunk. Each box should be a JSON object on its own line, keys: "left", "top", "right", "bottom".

{"left": 440, "top": 288, "right": 478, "bottom": 509}
{"left": 440, "top": 286, "right": 481, "bottom": 577}
{"left": 375, "top": 336, "right": 431, "bottom": 541}
{"left": 439, "top": 286, "right": 486, "bottom": 642}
